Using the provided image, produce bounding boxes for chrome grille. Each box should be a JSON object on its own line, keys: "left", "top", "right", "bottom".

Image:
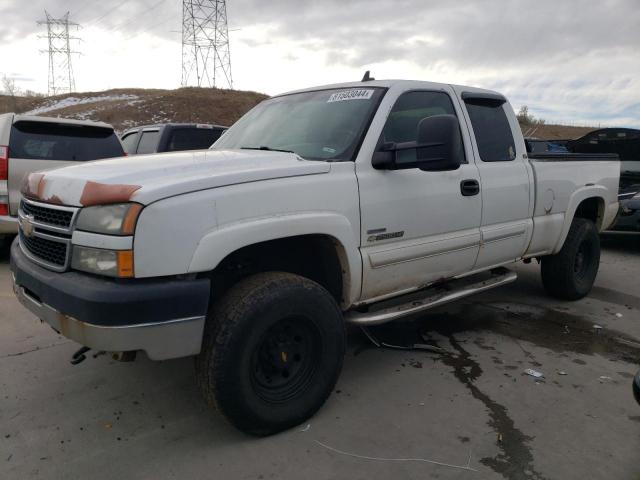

{"left": 21, "top": 200, "right": 73, "bottom": 228}
{"left": 18, "top": 199, "right": 78, "bottom": 272}
{"left": 20, "top": 231, "right": 68, "bottom": 266}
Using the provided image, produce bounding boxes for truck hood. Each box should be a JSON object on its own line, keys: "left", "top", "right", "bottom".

{"left": 21, "top": 149, "right": 331, "bottom": 207}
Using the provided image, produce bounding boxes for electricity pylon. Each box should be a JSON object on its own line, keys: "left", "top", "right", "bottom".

{"left": 37, "top": 11, "right": 80, "bottom": 96}
{"left": 181, "top": 0, "right": 233, "bottom": 89}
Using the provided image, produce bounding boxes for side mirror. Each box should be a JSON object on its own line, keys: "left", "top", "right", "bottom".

{"left": 373, "top": 114, "right": 462, "bottom": 172}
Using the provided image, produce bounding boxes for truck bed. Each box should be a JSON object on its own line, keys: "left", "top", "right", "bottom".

{"left": 525, "top": 153, "right": 620, "bottom": 257}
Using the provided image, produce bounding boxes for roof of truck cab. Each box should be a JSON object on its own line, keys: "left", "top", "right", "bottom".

{"left": 11, "top": 114, "right": 114, "bottom": 129}
{"left": 278, "top": 79, "right": 503, "bottom": 98}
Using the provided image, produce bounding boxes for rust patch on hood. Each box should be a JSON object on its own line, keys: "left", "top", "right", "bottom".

{"left": 79, "top": 181, "right": 142, "bottom": 206}
{"left": 21, "top": 172, "right": 45, "bottom": 200}
{"left": 21, "top": 173, "right": 66, "bottom": 205}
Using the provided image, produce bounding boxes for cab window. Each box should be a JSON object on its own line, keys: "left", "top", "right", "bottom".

{"left": 381, "top": 91, "right": 465, "bottom": 164}
{"left": 464, "top": 101, "right": 516, "bottom": 162}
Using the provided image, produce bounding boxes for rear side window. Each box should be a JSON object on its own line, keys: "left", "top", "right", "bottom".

{"left": 120, "top": 131, "right": 139, "bottom": 154}
{"left": 165, "top": 128, "right": 224, "bottom": 152}
{"left": 9, "top": 122, "right": 124, "bottom": 161}
{"left": 465, "top": 101, "right": 516, "bottom": 162}
{"left": 136, "top": 130, "right": 160, "bottom": 154}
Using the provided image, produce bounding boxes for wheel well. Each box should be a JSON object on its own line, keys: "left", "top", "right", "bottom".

{"left": 573, "top": 197, "right": 604, "bottom": 229}
{"left": 208, "top": 235, "right": 346, "bottom": 306}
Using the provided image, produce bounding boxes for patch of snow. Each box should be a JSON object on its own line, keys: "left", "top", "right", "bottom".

{"left": 24, "top": 94, "right": 139, "bottom": 115}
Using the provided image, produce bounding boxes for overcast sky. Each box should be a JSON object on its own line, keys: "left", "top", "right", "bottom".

{"left": 1, "top": 0, "right": 638, "bottom": 127}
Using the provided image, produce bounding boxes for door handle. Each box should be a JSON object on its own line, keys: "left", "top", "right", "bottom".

{"left": 460, "top": 179, "right": 480, "bottom": 196}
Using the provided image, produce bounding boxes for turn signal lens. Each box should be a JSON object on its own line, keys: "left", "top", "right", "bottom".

{"left": 121, "top": 204, "right": 143, "bottom": 235}
{"left": 117, "top": 250, "right": 134, "bottom": 277}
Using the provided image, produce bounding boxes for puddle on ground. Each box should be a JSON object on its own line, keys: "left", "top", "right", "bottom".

{"left": 353, "top": 301, "right": 640, "bottom": 365}
{"left": 443, "top": 335, "right": 548, "bottom": 480}
{"left": 350, "top": 301, "right": 639, "bottom": 480}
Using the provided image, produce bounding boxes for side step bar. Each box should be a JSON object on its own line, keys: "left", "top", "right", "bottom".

{"left": 345, "top": 267, "right": 517, "bottom": 326}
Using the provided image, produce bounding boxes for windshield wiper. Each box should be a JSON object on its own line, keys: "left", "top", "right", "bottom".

{"left": 241, "top": 146, "right": 294, "bottom": 154}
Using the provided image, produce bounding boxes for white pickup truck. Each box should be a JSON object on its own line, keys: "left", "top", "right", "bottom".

{"left": 10, "top": 79, "right": 619, "bottom": 436}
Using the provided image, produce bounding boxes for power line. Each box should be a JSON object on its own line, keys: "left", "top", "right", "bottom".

{"left": 100, "top": 0, "right": 168, "bottom": 35}
{"left": 37, "top": 11, "right": 80, "bottom": 96}
{"left": 182, "top": 0, "right": 233, "bottom": 89}
{"left": 121, "top": 15, "right": 176, "bottom": 42}
{"left": 83, "top": 0, "right": 130, "bottom": 27}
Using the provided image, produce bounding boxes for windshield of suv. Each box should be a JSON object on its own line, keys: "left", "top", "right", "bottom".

{"left": 212, "top": 87, "right": 386, "bottom": 161}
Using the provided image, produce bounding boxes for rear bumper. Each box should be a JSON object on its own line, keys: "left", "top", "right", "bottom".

{"left": 10, "top": 239, "right": 211, "bottom": 360}
{"left": 0, "top": 215, "right": 18, "bottom": 235}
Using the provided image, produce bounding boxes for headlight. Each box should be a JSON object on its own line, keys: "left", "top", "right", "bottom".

{"left": 72, "top": 246, "right": 134, "bottom": 278}
{"left": 76, "top": 203, "right": 143, "bottom": 235}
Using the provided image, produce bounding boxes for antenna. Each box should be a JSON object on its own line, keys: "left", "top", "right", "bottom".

{"left": 361, "top": 71, "right": 374, "bottom": 82}
{"left": 181, "top": 0, "right": 233, "bottom": 89}
{"left": 37, "top": 11, "right": 80, "bottom": 96}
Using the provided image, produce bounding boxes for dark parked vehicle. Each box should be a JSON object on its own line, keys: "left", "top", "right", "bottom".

{"left": 567, "top": 128, "right": 640, "bottom": 193}
{"left": 525, "top": 138, "right": 569, "bottom": 154}
{"left": 634, "top": 371, "right": 640, "bottom": 405}
{"left": 615, "top": 190, "right": 640, "bottom": 232}
{"left": 121, "top": 123, "right": 227, "bottom": 155}
{"left": 532, "top": 128, "right": 640, "bottom": 232}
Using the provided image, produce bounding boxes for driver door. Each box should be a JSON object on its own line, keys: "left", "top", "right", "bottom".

{"left": 356, "top": 88, "right": 482, "bottom": 302}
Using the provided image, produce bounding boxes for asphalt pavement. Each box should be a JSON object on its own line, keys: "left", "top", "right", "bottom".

{"left": 1, "top": 233, "right": 639, "bottom": 480}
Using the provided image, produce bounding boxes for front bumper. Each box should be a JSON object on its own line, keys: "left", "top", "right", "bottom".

{"left": 10, "top": 239, "right": 211, "bottom": 360}
{"left": 0, "top": 215, "right": 18, "bottom": 235}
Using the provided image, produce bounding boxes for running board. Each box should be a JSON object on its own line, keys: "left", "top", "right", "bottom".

{"left": 345, "top": 267, "right": 517, "bottom": 326}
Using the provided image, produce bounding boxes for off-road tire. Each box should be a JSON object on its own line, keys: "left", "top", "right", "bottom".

{"left": 541, "top": 218, "right": 600, "bottom": 300}
{"left": 633, "top": 371, "right": 640, "bottom": 405}
{"left": 195, "top": 272, "right": 345, "bottom": 436}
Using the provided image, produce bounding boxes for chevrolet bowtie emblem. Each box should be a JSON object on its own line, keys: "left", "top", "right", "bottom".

{"left": 21, "top": 214, "right": 35, "bottom": 237}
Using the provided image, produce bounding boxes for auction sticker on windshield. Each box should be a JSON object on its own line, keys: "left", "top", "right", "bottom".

{"left": 327, "top": 89, "right": 374, "bottom": 103}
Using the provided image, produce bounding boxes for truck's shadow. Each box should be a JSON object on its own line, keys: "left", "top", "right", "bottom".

{"left": 0, "top": 236, "right": 12, "bottom": 264}
{"left": 601, "top": 231, "right": 640, "bottom": 252}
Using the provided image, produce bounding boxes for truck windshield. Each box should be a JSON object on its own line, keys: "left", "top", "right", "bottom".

{"left": 212, "top": 87, "right": 386, "bottom": 161}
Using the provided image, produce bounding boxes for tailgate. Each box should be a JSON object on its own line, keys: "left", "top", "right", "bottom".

{"left": 8, "top": 158, "right": 75, "bottom": 214}
{"left": 7, "top": 121, "right": 124, "bottom": 215}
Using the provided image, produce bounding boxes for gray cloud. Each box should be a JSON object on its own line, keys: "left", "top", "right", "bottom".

{"left": 2, "top": 0, "right": 639, "bottom": 126}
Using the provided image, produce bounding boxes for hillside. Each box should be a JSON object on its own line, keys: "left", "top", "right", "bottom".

{"left": 0, "top": 87, "right": 596, "bottom": 139}
{"left": 0, "top": 87, "right": 268, "bottom": 132}
{"left": 520, "top": 123, "right": 596, "bottom": 141}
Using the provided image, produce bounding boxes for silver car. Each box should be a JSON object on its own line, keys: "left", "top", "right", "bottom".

{"left": 0, "top": 114, "right": 124, "bottom": 238}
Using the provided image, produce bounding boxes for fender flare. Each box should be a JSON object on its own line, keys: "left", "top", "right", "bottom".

{"left": 552, "top": 186, "right": 607, "bottom": 254}
{"left": 188, "top": 212, "right": 362, "bottom": 306}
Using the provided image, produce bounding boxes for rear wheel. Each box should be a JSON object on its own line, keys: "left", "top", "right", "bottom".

{"left": 195, "top": 272, "right": 345, "bottom": 436}
{"left": 541, "top": 218, "right": 600, "bottom": 300}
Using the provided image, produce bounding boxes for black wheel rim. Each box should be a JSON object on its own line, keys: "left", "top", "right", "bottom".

{"left": 250, "top": 316, "right": 321, "bottom": 403}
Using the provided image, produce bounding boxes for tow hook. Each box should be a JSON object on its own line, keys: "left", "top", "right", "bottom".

{"left": 70, "top": 346, "right": 91, "bottom": 365}
{"left": 112, "top": 351, "right": 137, "bottom": 362}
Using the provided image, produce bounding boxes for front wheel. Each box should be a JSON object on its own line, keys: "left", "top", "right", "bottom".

{"left": 195, "top": 272, "right": 345, "bottom": 436}
{"left": 541, "top": 217, "right": 600, "bottom": 300}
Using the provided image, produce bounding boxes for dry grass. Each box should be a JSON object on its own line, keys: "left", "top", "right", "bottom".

{"left": 0, "top": 87, "right": 268, "bottom": 132}
{"left": 1, "top": 87, "right": 596, "bottom": 140}
{"left": 519, "top": 122, "right": 597, "bottom": 140}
